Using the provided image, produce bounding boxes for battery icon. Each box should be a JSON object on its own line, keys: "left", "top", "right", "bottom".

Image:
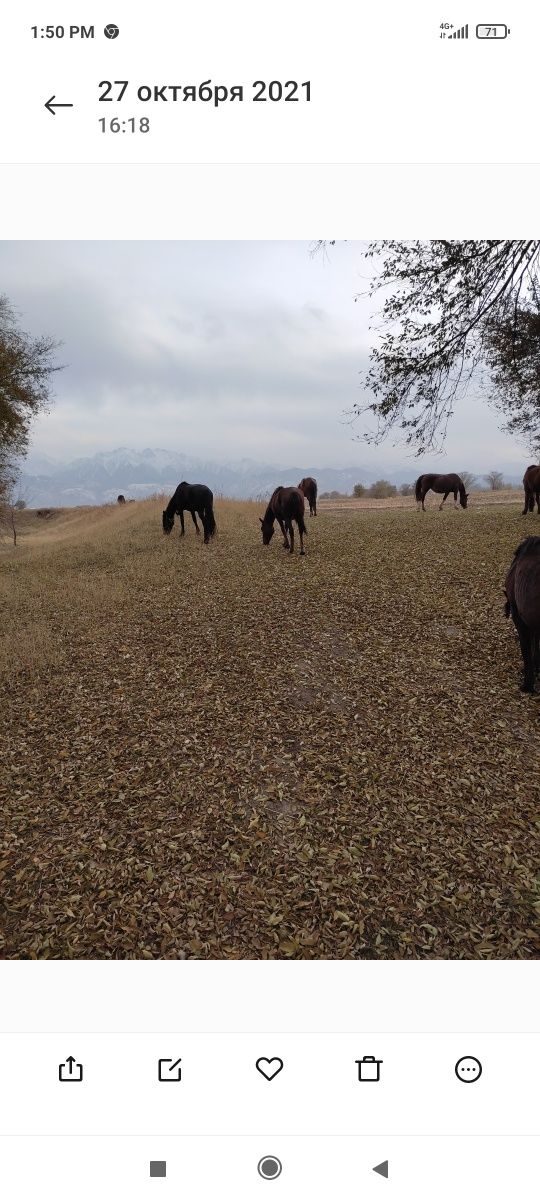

{"left": 476, "top": 23, "right": 510, "bottom": 37}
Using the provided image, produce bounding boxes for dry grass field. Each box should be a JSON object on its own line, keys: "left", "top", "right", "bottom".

{"left": 0, "top": 494, "right": 538, "bottom": 959}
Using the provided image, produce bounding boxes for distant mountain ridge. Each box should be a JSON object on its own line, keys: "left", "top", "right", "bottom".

{"left": 18, "top": 447, "right": 525, "bottom": 508}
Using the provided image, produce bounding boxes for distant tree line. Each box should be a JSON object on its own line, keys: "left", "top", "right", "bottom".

{"left": 320, "top": 470, "right": 512, "bottom": 501}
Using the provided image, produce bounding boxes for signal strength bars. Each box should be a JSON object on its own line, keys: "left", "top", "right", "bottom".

{"left": 449, "top": 23, "right": 468, "bottom": 37}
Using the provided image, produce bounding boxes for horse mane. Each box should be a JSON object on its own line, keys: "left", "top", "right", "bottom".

{"left": 512, "top": 535, "right": 540, "bottom": 561}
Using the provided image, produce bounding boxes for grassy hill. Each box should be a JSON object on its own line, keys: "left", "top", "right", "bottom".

{"left": 0, "top": 496, "right": 537, "bottom": 958}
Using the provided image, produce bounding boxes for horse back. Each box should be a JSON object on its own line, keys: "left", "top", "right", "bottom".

{"left": 174, "top": 481, "right": 213, "bottom": 509}
{"left": 523, "top": 464, "right": 540, "bottom": 491}
{"left": 273, "top": 486, "right": 305, "bottom": 521}
{"left": 298, "top": 476, "right": 317, "bottom": 500}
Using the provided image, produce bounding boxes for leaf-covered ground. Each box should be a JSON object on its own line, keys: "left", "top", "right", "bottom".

{"left": 0, "top": 498, "right": 538, "bottom": 959}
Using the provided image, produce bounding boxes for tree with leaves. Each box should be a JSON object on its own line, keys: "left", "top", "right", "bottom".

{"left": 0, "top": 295, "right": 60, "bottom": 497}
{"left": 369, "top": 479, "right": 396, "bottom": 498}
{"left": 347, "top": 241, "right": 540, "bottom": 453}
{"left": 353, "top": 483, "right": 366, "bottom": 497}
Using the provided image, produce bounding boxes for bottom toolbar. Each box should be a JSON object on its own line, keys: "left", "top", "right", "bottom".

{"left": 0, "top": 1134, "right": 536, "bottom": 1199}
{"left": 0, "top": 1033, "right": 535, "bottom": 1137}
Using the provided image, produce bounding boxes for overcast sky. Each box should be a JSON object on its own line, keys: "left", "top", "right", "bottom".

{"left": 0, "top": 240, "right": 528, "bottom": 472}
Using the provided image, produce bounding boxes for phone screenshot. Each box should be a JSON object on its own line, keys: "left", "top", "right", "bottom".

{"left": 0, "top": 2, "right": 538, "bottom": 1196}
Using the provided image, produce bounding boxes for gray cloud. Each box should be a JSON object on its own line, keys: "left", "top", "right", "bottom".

{"left": 0, "top": 240, "right": 528, "bottom": 473}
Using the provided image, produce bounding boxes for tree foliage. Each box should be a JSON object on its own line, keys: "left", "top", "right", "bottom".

{"left": 351, "top": 240, "right": 540, "bottom": 452}
{"left": 0, "top": 295, "right": 60, "bottom": 495}
{"left": 483, "top": 296, "right": 540, "bottom": 447}
{"left": 368, "top": 479, "right": 397, "bottom": 498}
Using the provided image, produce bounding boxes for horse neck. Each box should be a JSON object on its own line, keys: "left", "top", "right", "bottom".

{"left": 458, "top": 483, "right": 466, "bottom": 502}
{"left": 264, "top": 499, "right": 276, "bottom": 523}
{"left": 165, "top": 495, "right": 178, "bottom": 517}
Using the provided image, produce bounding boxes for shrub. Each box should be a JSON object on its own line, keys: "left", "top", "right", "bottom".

{"left": 368, "top": 479, "right": 397, "bottom": 499}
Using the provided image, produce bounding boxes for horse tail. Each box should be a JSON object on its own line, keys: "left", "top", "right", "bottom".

{"left": 203, "top": 502, "right": 216, "bottom": 539}
{"left": 297, "top": 508, "right": 307, "bottom": 538}
{"left": 414, "top": 475, "right": 423, "bottom": 502}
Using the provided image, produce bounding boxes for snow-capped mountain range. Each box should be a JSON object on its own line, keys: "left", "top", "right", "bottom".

{"left": 17, "top": 447, "right": 523, "bottom": 508}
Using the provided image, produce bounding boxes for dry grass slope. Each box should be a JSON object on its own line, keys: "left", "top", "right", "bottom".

{"left": 0, "top": 497, "right": 538, "bottom": 959}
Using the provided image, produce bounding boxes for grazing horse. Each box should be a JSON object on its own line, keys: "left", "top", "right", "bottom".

{"left": 505, "top": 536, "right": 540, "bottom": 692}
{"left": 298, "top": 476, "right": 318, "bottom": 516}
{"left": 521, "top": 464, "right": 540, "bottom": 515}
{"left": 260, "top": 486, "right": 307, "bottom": 556}
{"left": 117, "top": 494, "right": 126, "bottom": 504}
{"left": 415, "top": 472, "right": 469, "bottom": 512}
{"left": 162, "top": 481, "right": 216, "bottom": 544}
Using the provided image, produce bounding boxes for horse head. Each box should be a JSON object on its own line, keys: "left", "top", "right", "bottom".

{"left": 162, "top": 509, "right": 175, "bottom": 534}
{"left": 259, "top": 516, "right": 274, "bottom": 545}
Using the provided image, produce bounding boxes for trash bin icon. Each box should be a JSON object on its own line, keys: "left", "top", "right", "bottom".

{"left": 356, "top": 1055, "right": 382, "bottom": 1082}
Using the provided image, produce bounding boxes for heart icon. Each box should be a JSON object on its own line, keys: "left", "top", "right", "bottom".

{"left": 256, "top": 1056, "right": 284, "bottom": 1081}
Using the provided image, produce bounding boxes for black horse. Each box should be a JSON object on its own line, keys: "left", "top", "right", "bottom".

{"left": 415, "top": 472, "right": 469, "bottom": 511}
{"left": 298, "top": 476, "right": 318, "bottom": 516}
{"left": 260, "top": 486, "right": 307, "bottom": 556}
{"left": 163, "top": 482, "right": 216, "bottom": 544}
{"left": 505, "top": 536, "right": 540, "bottom": 693}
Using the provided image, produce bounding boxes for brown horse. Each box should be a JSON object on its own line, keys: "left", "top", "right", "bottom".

{"left": 505, "top": 536, "right": 540, "bottom": 692}
{"left": 521, "top": 464, "right": 540, "bottom": 515}
{"left": 298, "top": 476, "right": 318, "bottom": 516}
{"left": 415, "top": 472, "right": 468, "bottom": 512}
{"left": 260, "top": 486, "right": 307, "bottom": 555}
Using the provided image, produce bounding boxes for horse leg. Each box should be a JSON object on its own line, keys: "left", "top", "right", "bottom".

{"left": 453, "top": 490, "right": 459, "bottom": 510}
{"left": 191, "top": 509, "right": 200, "bottom": 535}
{"left": 536, "top": 492, "right": 540, "bottom": 515}
{"left": 298, "top": 520, "right": 305, "bottom": 556}
{"left": 287, "top": 520, "right": 295, "bottom": 555}
{"left": 514, "top": 615, "right": 535, "bottom": 693}
{"left": 179, "top": 510, "right": 185, "bottom": 536}
{"left": 522, "top": 488, "right": 530, "bottom": 515}
{"left": 439, "top": 492, "right": 449, "bottom": 511}
{"left": 277, "top": 516, "right": 289, "bottom": 549}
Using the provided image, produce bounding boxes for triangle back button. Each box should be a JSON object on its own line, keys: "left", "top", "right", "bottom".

{"left": 373, "top": 1160, "right": 389, "bottom": 1179}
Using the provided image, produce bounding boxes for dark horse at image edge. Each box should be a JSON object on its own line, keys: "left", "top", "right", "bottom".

{"left": 163, "top": 482, "right": 216, "bottom": 544}
{"left": 298, "top": 475, "right": 318, "bottom": 516}
{"left": 260, "top": 486, "right": 307, "bottom": 555}
{"left": 505, "top": 536, "right": 540, "bottom": 693}
{"left": 522, "top": 464, "right": 540, "bottom": 515}
{"left": 415, "top": 472, "right": 469, "bottom": 511}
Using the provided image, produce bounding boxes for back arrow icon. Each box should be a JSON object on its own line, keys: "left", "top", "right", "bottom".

{"left": 45, "top": 95, "right": 74, "bottom": 115}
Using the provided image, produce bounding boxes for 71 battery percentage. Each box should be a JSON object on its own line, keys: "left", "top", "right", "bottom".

{"left": 476, "top": 24, "right": 510, "bottom": 37}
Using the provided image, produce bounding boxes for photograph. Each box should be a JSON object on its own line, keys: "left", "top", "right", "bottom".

{"left": 0, "top": 238, "right": 538, "bottom": 960}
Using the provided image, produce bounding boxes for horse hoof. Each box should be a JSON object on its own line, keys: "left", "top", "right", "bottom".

{"left": 300, "top": 550, "right": 305, "bottom": 556}
{"left": 520, "top": 683, "right": 535, "bottom": 694}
